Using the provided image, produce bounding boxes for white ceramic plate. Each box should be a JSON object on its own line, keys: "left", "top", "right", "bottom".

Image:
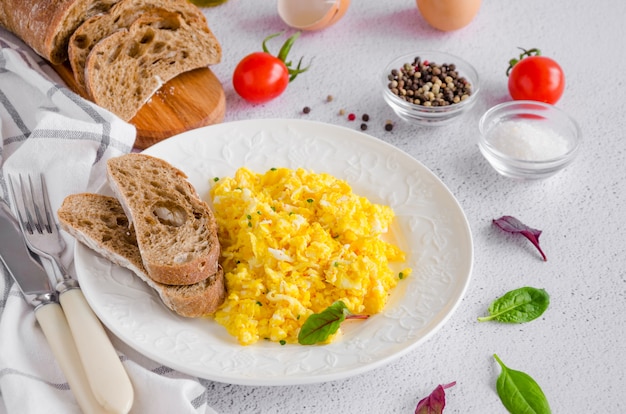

{"left": 75, "top": 119, "right": 473, "bottom": 386}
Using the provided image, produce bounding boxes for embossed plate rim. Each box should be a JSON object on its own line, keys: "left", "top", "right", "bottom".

{"left": 75, "top": 118, "right": 473, "bottom": 386}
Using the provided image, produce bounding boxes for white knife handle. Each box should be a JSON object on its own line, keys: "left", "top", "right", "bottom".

{"left": 35, "top": 302, "right": 109, "bottom": 414}
{"left": 59, "top": 288, "right": 134, "bottom": 414}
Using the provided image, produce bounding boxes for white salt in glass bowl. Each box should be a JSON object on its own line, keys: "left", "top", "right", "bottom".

{"left": 478, "top": 101, "right": 582, "bottom": 180}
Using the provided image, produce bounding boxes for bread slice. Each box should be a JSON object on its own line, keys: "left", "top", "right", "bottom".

{"left": 68, "top": 0, "right": 218, "bottom": 97}
{"left": 83, "top": 7, "right": 221, "bottom": 121}
{"left": 58, "top": 193, "right": 226, "bottom": 317}
{"left": 106, "top": 153, "right": 220, "bottom": 286}
{"left": 0, "top": 0, "right": 120, "bottom": 64}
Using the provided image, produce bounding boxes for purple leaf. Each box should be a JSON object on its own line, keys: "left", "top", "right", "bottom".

{"left": 415, "top": 382, "right": 456, "bottom": 414}
{"left": 493, "top": 216, "right": 547, "bottom": 261}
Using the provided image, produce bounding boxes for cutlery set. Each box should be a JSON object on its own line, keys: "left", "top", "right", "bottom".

{"left": 0, "top": 174, "right": 134, "bottom": 414}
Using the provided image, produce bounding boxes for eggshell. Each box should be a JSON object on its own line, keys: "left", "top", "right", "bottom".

{"left": 278, "top": 0, "right": 350, "bottom": 31}
{"left": 416, "top": 0, "right": 481, "bottom": 31}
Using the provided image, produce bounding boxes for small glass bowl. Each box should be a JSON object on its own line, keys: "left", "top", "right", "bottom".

{"left": 382, "top": 51, "right": 480, "bottom": 126}
{"left": 478, "top": 101, "right": 582, "bottom": 180}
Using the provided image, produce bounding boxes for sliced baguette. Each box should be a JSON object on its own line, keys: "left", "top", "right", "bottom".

{"left": 83, "top": 8, "right": 221, "bottom": 121}
{"left": 0, "top": 0, "right": 120, "bottom": 64}
{"left": 68, "top": 0, "right": 218, "bottom": 97}
{"left": 58, "top": 193, "right": 226, "bottom": 317}
{"left": 106, "top": 153, "right": 220, "bottom": 286}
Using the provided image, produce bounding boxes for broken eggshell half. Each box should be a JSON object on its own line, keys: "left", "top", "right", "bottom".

{"left": 277, "top": 0, "right": 350, "bottom": 31}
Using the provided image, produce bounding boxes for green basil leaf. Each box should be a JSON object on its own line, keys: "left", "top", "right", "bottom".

{"left": 478, "top": 287, "right": 549, "bottom": 323}
{"left": 298, "top": 301, "right": 350, "bottom": 345}
{"left": 494, "top": 354, "right": 551, "bottom": 414}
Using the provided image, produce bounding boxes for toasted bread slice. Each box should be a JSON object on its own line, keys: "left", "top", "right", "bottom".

{"left": 58, "top": 193, "right": 225, "bottom": 317}
{"left": 106, "top": 153, "right": 220, "bottom": 286}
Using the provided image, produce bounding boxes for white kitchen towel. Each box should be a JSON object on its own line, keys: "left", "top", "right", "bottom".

{"left": 0, "top": 27, "right": 218, "bottom": 414}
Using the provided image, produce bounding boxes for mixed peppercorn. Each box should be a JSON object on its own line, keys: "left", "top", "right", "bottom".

{"left": 301, "top": 96, "right": 394, "bottom": 132}
{"left": 387, "top": 57, "right": 472, "bottom": 107}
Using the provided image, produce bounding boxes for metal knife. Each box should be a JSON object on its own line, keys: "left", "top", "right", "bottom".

{"left": 0, "top": 201, "right": 110, "bottom": 414}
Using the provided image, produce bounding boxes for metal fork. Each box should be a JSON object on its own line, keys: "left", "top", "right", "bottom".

{"left": 8, "top": 173, "right": 134, "bottom": 414}
{"left": 8, "top": 174, "right": 74, "bottom": 286}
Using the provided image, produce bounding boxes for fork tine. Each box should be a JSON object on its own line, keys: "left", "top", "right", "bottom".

{"left": 26, "top": 173, "right": 50, "bottom": 235}
{"left": 39, "top": 174, "right": 55, "bottom": 234}
{"left": 27, "top": 174, "right": 46, "bottom": 234}
{"left": 8, "top": 173, "right": 51, "bottom": 236}
{"left": 7, "top": 174, "right": 27, "bottom": 233}
{"left": 10, "top": 174, "right": 35, "bottom": 234}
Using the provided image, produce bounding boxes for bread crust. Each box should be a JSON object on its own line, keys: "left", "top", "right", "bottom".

{"left": 0, "top": 0, "right": 119, "bottom": 64}
{"left": 83, "top": 7, "right": 221, "bottom": 121}
{"left": 58, "top": 193, "right": 226, "bottom": 317}
{"left": 68, "top": 0, "right": 218, "bottom": 96}
{"left": 106, "top": 153, "right": 221, "bottom": 286}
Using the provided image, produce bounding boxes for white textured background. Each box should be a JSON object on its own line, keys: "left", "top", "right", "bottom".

{"left": 189, "top": 1, "right": 626, "bottom": 412}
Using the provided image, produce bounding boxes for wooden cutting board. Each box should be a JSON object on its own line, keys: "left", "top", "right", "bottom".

{"left": 52, "top": 63, "right": 226, "bottom": 150}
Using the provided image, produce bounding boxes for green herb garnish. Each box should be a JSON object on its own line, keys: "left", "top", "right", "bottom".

{"left": 298, "top": 301, "right": 369, "bottom": 345}
{"left": 478, "top": 287, "right": 549, "bottom": 323}
{"left": 494, "top": 354, "right": 551, "bottom": 414}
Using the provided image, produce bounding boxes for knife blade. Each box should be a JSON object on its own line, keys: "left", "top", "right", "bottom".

{"left": 0, "top": 204, "right": 55, "bottom": 305}
{"left": 0, "top": 201, "right": 109, "bottom": 414}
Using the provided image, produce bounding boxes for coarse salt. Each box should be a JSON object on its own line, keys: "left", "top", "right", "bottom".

{"left": 488, "top": 120, "right": 569, "bottom": 161}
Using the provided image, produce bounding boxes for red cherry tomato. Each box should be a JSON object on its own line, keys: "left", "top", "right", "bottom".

{"left": 507, "top": 48, "right": 565, "bottom": 104}
{"left": 233, "top": 32, "right": 309, "bottom": 104}
{"left": 233, "top": 53, "right": 290, "bottom": 104}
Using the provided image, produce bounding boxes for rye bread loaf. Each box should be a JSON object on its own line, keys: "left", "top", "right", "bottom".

{"left": 69, "top": 0, "right": 218, "bottom": 97}
{"left": 83, "top": 8, "right": 221, "bottom": 121}
{"left": 0, "top": 0, "right": 119, "bottom": 65}
{"left": 106, "top": 153, "right": 220, "bottom": 286}
{"left": 58, "top": 193, "right": 226, "bottom": 317}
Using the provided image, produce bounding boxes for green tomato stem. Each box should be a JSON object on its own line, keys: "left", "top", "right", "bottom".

{"left": 261, "top": 32, "right": 283, "bottom": 54}
{"left": 277, "top": 31, "right": 300, "bottom": 62}
{"left": 260, "top": 31, "right": 311, "bottom": 83}
{"left": 506, "top": 47, "right": 542, "bottom": 76}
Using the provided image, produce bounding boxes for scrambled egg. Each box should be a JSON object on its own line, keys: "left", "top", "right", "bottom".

{"left": 210, "top": 167, "right": 411, "bottom": 345}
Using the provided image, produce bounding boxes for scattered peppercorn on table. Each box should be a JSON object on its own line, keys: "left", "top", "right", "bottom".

{"left": 4, "top": 0, "right": 625, "bottom": 413}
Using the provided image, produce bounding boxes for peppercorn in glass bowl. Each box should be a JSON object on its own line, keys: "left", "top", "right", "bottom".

{"left": 478, "top": 101, "right": 582, "bottom": 180}
{"left": 382, "top": 51, "right": 480, "bottom": 125}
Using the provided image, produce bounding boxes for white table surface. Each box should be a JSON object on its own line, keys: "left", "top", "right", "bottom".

{"left": 195, "top": 1, "right": 623, "bottom": 413}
